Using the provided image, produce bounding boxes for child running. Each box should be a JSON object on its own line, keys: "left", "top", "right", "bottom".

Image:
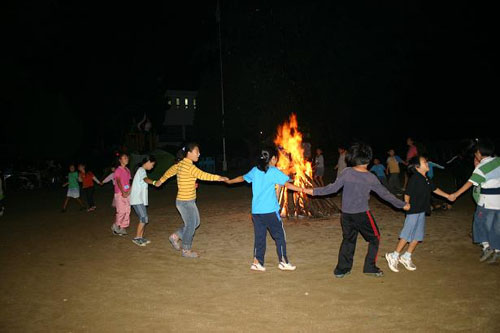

{"left": 130, "top": 155, "right": 157, "bottom": 247}
{"left": 61, "top": 164, "right": 86, "bottom": 212}
{"left": 305, "top": 143, "right": 410, "bottom": 278}
{"left": 78, "top": 163, "right": 102, "bottom": 212}
{"left": 111, "top": 153, "right": 132, "bottom": 236}
{"left": 225, "top": 147, "right": 305, "bottom": 272}
{"left": 155, "top": 143, "right": 228, "bottom": 258}
{"left": 451, "top": 139, "right": 500, "bottom": 264}
{"left": 385, "top": 156, "right": 453, "bottom": 272}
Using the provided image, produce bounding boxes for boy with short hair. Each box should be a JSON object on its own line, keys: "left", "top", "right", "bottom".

{"left": 306, "top": 143, "right": 410, "bottom": 278}
{"left": 370, "top": 158, "right": 388, "bottom": 187}
{"left": 386, "top": 149, "right": 404, "bottom": 195}
{"left": 452, "top": 139, "right": 500, "bottom": 264}
{"left": 385, "top": 156, "right": 453, "bottom": 272}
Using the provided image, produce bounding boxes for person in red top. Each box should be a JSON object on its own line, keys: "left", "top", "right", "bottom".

{"left": 403, "top": 137, "right": 419, "bottom": 190}
{"left": 78, "top": 163, "right": 102, "bottom": 212}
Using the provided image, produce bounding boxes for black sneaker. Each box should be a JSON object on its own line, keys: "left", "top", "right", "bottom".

{"left": 364, "top": 270, "right": 384, "bottom": 277}
{"left": 334, "top": 271, "right": 351, "bottom": 279}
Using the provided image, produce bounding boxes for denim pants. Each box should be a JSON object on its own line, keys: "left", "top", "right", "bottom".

{"left": 474, "top": 205, "right": 500, "bottom": 249}
{"left": 175, "top": 200, "right": 201, "bottom": 250}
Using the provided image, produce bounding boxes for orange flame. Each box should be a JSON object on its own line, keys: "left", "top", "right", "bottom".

{"left": 274, "top": 113, "right": 312, "bottom": 216}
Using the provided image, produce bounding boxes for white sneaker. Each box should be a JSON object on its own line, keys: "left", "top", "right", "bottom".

{"left": 385, "top": 253, "right": 399, "bottom": 273}
{"left": 399, "top": 256, "right": 417, "bottom": 271}
{"left": 278, "top": 262, "right": 297, "bottom": 271}
{"left": 250, "top": 263, "right": 266, "bottom": 272}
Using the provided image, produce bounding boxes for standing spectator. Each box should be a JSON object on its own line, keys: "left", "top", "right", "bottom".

{"left": 314, "top": 148, "right": 325, "bottom": 186}
{"left": 370, "top": 158, "right": 388, "bottom": 187}
{"left": 386, "top": 149, "right": 404, "bottom": 195}
{"left": 335, "top": 145, "right": 347, "bottom": 179}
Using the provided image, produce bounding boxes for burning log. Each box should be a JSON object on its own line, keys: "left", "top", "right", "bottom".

{"left": 274, "top": 114, "right": 340, "bottom": 219}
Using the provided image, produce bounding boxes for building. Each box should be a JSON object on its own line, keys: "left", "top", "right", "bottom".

{"left": 159, "top": 90, "right": 198, "bottom": 146}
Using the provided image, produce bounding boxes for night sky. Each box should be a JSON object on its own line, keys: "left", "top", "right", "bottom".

{"left": 1, "top": 1, "right": 497, "bottom": 163}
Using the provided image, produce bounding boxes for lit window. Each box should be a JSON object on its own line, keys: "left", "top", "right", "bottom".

{"left": 185, "top": 98, "right": 189, "bottom": 105}
{"left": 193, "top": 98, "right": 197, "bottom": 109}
{"left": 176, "top": 98, "right": 180, "bottom": 108}
{"left": 167, "top": 98, "right": 172, "bottom": 105}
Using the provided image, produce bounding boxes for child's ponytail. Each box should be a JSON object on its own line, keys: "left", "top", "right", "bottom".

{"left": 257, "top": 147, "right": 278, "bottom": 173}
{"left": 176, "top": 142, "right": 199, "bottom": 162}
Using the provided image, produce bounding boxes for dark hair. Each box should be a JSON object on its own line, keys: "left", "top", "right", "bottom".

{"left": 407, "top": 156, "right": 426, "bottom": 174}
{"left": 474, "top": 139, "right": 495, "bottom": 157}
{"left": 257, "top": 146, "right": 278, "bottom": 172}
{"left": 115, "top": 152, "right": 128, "bottom": 167}
{"left": 141, "top": 155, "right": 156, "bottom": 165}
{"left": 176, "top": 142, "right": 199, "bottom": 161}
{"left": 346, "top": 143, "right": 372, "bottom": 166}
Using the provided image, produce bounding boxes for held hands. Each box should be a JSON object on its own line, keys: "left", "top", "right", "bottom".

{"left": 403, "top": 203, "right": 411, "bottom": 211}
{"left": 448, "top": 193, "right": 457, "bottom": 202}
{"left": 155, "top": 180, "right": 163, "bottom": 187}
{"left": 218, "top": 176, "right": 229, "bottom": 182}
{"left": 304, "top": 188, "right": 314, "bottom": 195}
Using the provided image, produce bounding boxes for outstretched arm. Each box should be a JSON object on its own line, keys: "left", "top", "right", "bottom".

{"left": 434, "top": 188, "right": 452, "bottom": 201}
{"left": 450, "top": 181, "right": 473, "bottom": 201}
{"left": 225, "top": 176, "right": 245, "bottom": 184}
{"left": 156, "top": 164, "right": 179, "bottom": 186}
{"left": 311, "top": 177, "right": 344, "bottom": 196}
{"left": 284, "top": 182, "right": 306, "bottom": 193}
{"left": 189, "top": 165, "right": 227, "bottom": 182}
{"left": 372, "top": 182, "right": 408, "bottom": 210}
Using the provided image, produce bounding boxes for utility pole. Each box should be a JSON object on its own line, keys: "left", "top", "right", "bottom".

{"left": 216, "top": 0, "right": 228, "bottom": 171}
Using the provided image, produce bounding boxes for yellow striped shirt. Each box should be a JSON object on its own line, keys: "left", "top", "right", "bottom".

{"left": 159, "top": 158, "right": 220, "bottom": 201}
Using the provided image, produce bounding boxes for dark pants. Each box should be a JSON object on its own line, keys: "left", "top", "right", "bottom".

{"left": 335, "top": 211, "right": 381, "bottom": 275}
{"left": 83, "top": 187, "right": 95, "bottom": 207}
{"left": 252, "top": 212, "right": 288, "bottom": 266}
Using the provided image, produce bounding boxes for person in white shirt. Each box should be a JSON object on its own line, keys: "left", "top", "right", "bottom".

{"left": 314, "top": 148, "right": 325, "bottom": 186}
{"left": 130, "top": 156, "right": 158, "bottom": 247}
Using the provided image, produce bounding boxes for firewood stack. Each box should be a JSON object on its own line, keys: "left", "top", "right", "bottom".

{"left": 278, "top": 174, "right": 341, "bottom": 218}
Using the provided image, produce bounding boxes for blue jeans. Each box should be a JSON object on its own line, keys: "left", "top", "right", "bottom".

{"left": 132, "top": 204, "right": 148, "bottom": 224}
{"left": 474, "top": 205, "right": 500, "bottom": 249}
{"left": 175, "top": 200, "right": 201, "bottom": 250}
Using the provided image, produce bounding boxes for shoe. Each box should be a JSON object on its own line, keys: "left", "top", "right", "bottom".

{"left": 480, "top": 247, "right": 494, "bottom": 262}
{"left": 132, "top": 238, "right": 146, "bottom": 247}
{"left": 278, "top": 262, "right": 297, "bottom": 271}
{"left": 334, "top": 270, "right": 351, "bottom": 278}
{"left": 168, "top": 235, "right": 181, "bottom": 251}
{"left": 118, "top": 227, "right": 128, "bottom": 236}
{"left": 399, "top": 256, "right": 417, "bottom": 271}
{"left": 486, "top": 252, "right": 500, "bottom": 264}
{"left": 250, "top": 263, "right": 266, "bottom": 272}
{"left": 61, "top": 208, "right": 66, "bottom": 213}
{"left": 141, "top": 238, "right": 151, "bottom": 245}
{"left": 181, "top": 249, "right": 199, "bottom": 258}
{"left": 111, "top": 224, "right": 122, "bottom": 236}
{"left": 364, "top": 270, "right": 384, "bottom": 277}
{"left": 385, "top": 253, "right": 399, "bottom": 273}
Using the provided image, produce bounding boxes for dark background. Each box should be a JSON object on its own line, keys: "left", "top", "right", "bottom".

{"left": 1, "top": 1, "right": 497, "bottom": 169}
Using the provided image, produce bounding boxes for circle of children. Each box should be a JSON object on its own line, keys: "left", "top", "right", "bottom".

{"left": 61, "top": 138, "right": 500, "bottom": 276}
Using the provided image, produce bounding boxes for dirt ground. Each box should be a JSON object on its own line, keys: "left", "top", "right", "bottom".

{"left": 0, "top": 182, "right": 499, "bottom": 332}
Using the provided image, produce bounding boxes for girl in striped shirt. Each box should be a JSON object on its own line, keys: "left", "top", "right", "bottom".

{"left": 156, "top": 143, "right": 228, "bottom": 258}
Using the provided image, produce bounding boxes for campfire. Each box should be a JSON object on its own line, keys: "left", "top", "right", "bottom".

{"left": 274, "top": 114, "right": 340, "bottom": 218}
